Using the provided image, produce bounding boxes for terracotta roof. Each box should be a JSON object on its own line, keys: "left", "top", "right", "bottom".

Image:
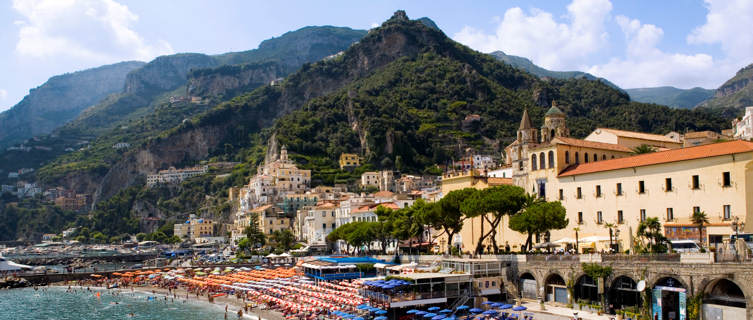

{"left": 250, "top": 204, "right": 275, "bottom": 212}
{"left": 596, "top": 128, "right": 680, "bottom": 144}
{"left": 314, "top": 202, "right": 338, "bottom": 210}
{"left": 559, "top": 140, "right": 753, "bottom": 177}
{"left": 553, "top": 137, "right": 632, "bottom": 152}
{"left": 373, "top": 191, "right": 394, "bottom": 198}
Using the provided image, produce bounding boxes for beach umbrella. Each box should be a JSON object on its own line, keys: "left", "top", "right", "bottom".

{"left": 439, "top": 309, "right": 452, "bottom": 313}
{"left": 512, "top": 306, "right": 527, "bottom": 311}
{"left": 469, "top": 308, "right": 483, "bottom": 314}
{"left": 375, "top": 317, "right": 388, "bottom": 320}
{"left": 415, "top": 311, "right": 428, "bottom": 316}
{"left": 482, "top": 310, "right": 498, "bottom": 315}
{"left": 376, "top": 310, "right": 387, "bottom": 315}
{"left": 432, "top": 315, "right": 446, "bottom": 320}
{"left": 357, "top": 305, "right": 371, "bottom": 310}
{"left": 407, "top": 310, "right": 420, "bottom": 314}
{"left": 428, "top": 307, "right": 440, "bottom": 311}
{"left": 498, "top": 304, "right": 513, "bottom": 310}
{"left": 481, "top": 301, "right": 495, "bottom": 305}
{"left": 423, "top": 313, "right": 437, "bottom": 318}
{"left": 455, "top": 306, "right": 469, "bottom": 310}
{"left": 354, "top": 318, "right": 364, "bottom": 320}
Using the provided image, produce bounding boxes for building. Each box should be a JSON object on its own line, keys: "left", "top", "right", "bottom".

{"left": 732, "top": 106, "right": 753, "bottom": 140}
{"left": 244, "top": 145, "right": 311, "bottom": 207}
{"left": 174, "top": 215, "right": 217, "bottom": 242}
{"left": 54, "top": 194, "right": 90, "bottom": 211}
{"left": 339, "top": 153, "right": 360, "bottom": 169}
{"left": 279, "top": 193, "right": 319, "bottom": 216}
{"left": 251, "top": 204, "right": 291, "bottom": 235}
{"left": 683, "top": 131, "right": 730, "bottom": 147}
{"left": 361, "top": 172, "right": 380, "bottom": 188}
{"left": 146, "top": 165, "right": 208, "bottom": 187}
{"left": 585, "top": 128, "right": 683, "bottom": 150}
{"left": 112, "top": 142, "right": 130, "bottom": 149}
{"left": 360, "top": 170, "right": 398, "bottom": 192}
{"left": 486, "top": 166, "right": 513, "bottom": 178}
{"left": 472, "top": 154, "right": 496, "bottom": 169}
{"left": 303, "top": 202, "right": 338, "bottom": 247}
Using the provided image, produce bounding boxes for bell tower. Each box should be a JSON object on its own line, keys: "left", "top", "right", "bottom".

{"left": 540, "top": 101, "right": 569, "bottom": 143}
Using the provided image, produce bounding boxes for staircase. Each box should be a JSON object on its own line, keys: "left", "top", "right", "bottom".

{"left": 449, "top": 290, "right": 471, "bottom": 314}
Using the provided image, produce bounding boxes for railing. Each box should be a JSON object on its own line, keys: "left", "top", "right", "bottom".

{"left": 525, "top": 254, "right": 580, "bottom": 262}
{"left": 601, "top": 253, "right": 681, "bottom": 262}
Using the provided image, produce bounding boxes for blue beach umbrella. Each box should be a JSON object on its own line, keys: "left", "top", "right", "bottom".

{"left": 469, "top": 308, "right": 483, "bottom": 314}
{"left": 375, "top": 317, "right": 388, "bottom": 320}
{"left": 482, "top": 310, "right": 498, "bottom": 315}
{"left": 354, "top": 318, "right": 364, "bottom": 320}
{"left": 432, "top": 315, "right": 446, "bottom": 320}
{"left": 407, "top": 310, "right": 420, "bottom": 314}
{"left": 357, "top": 305, "right": 371, "bottom": 310}
{"left": 376, "top": 310, "right": 388, "bottom": 315}
{"left": 512, "top": 306, "right": 527, "bottom": 311}
{"left": 455, "top": 305, "right": 469, "bottom": 310}
{"left": 481, "top": 301, "right": 495, "bottom": 305}
{"left": 423, "top": 313, "right": 437, "bottom": 318}
{"left": 415, "top": 311, "right": 428, "bottom": 316}
{"left": 427, "top": 307, "right": 440, "bottom": 311}
{"left": 499, "top": 304, "right": 513, "bottom": 310}
{"left": 439, "top": 309, "right": 452, "bottom": 313}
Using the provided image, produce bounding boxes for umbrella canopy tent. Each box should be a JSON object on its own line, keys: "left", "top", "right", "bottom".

{"left": 533, "top": 242, "right": 560, "bottom": 249}
{"left": 553, "top": 237, "right": 577, "bottom": 244}
{"left": 427, "top": 307, "right": 441, "bottom": 311}
{"left": 578, "top": 236, "right": 610, "bottom": 243}
{"left": 0, "top": 255, "right": 32, "bottom": 271}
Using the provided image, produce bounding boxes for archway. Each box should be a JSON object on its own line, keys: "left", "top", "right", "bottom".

{"left": 652, "top": 277, "right": 687, "bottom": 320}
{"left": 545, "top": 273, "right": 567, "bottom": 304}
{"left": 574, "top": 274, "right": 599, "bottom": 304}
{"left": 608, "top": 276, "right": 641, "bottom": 313}
{"left": 519, "top": 272, "right": 537, "bottom": 300}
{"left": 702, "top": 278, "right": 747, "bottom": 319}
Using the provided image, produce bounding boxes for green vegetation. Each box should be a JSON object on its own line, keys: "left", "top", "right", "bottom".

{"left": 626, "top": 86, "right": 714, "bottom": 109}
{"left": 0, "top": 195, "right": 79, "bottom": 241}
{"left": 698, "top": 63, "right": 753, "bottom": 111}
{"left": 635, "top": 217, "right": 669, "bottom": 253}
{"left": 509, "top": 197, "right": 569, "bottom": 252}
{"left": 631, "top": 144, "right": 657, "bottom": 155}
{"left": 691, "top": 210, "right": 709, "bottom": 246}
{"left": 462, "top": 185, "right": 529, "bottom": 254}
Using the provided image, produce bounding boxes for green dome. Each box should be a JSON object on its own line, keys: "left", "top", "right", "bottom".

{"left": 545, "top": 104, "right": 565, "bottom": 117}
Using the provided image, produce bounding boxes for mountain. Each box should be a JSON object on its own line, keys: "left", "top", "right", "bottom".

{"left": 626, "top": 86, "right": 714, "bottom": 109}
{"left": 697, "top": 63, "right": 753, "bottom": 112}
{"left": 0, "top": 61, "right": 145, "bottom": 149}
{"left": 66, "top": 10, "right": 727, "bottom": 200}
{"left": 489, "top": 51, "right": 620, "bottom": 89}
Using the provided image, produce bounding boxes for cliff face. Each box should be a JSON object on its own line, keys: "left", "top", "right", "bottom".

{"left": 697, "top": 63, "right": 753, "bottom": 110}
{"left": 188, "top": 62, "right": 286, "bottom": 98}
{"left": 124, "top": 53, "right": 217, "bottom": 95}
{"left": 0, "top": 61, "right": 145, "bottom": 148}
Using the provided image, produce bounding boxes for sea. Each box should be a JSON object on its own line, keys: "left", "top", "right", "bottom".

{"left": 0, "top": 287, "right": 234, "bottom": 320}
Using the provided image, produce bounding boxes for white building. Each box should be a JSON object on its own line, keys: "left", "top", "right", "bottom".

{"left": 487, "top": 166, "right": 513, "bottom": 178}
{"left": 732, "top": 106, "right": 753, "bottom": 140}
{"left": 146, "top": 165, "right": 208, "bottom": 187}
{"left": 303, "top": 202, "right": 338, "bottom": 247}
{"left": 112, "top": 142, "right": 131, "bottom": 149}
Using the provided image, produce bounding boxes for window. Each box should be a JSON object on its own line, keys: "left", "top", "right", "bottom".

{"left": 618, "top": 210, "right": 624, "bottom": 224}
{"left": 539, "top": 152, "right": 545, "bottom": 170}
{"left": 584, "top": 153, "right": 589, "bottom": 163}
{"left": 593, "top": 154, "right": 598, "bottom": 162}
{"left": 548, "top": 151, "right": 555, "bottom": 168}
{"left": 692, "top": 175, "right": 700, "bottom": 189}
{"left": 531, "top": 154, "right": 537, "bottom": 170}
{"left": 331, "top": 223, "right": 336, "bottom": 229}
{"left": 578, "top": 212, "right": 583, "bottom": 224}
{"left": 321, "top": 211, "right": 326, "bottom": 217}
{"left": 640, "top": 209, "right": 646, "bottom": 222}
{"left": 666, "top": 208, "right": 674, "bottom": 221}
{"left": 638, "top": 181, "right": 645, "bottom": 194}
{"left": 575, "top": 152, "right": 580, "bottom": 164}
{"left": 577, "top": 187, "right": 582, "bottom": 199}
{"left": 565, "top": 151, "right": 570, "bottom": 164}
{"left": 595, "top": 185, "right": 602, "bottom": 197}
{"left": 597, "top": 211, "right": 603, "bottom": 224}
{"left": 665, "top": 178, "right": 673, "bottom": 191}
{"left": 722, "top": 172, "right": 731, "bottom": 187}
{"left": 602, "top": 154, "right": 607, "bottom": 160}
{"left": 616, "top": 183, "right": 623, "bottom": 195}
{"left": 558, "top": 189, "right": 563, "bottom": 200}
{"left": 693, "top": 206, "right": 701, "bottom": 214}
{"left": 723, "top": 205, "right": 731, "bottom": 220}
{"left": 331, "top": 211, "right": 335, "bottom": 217}
{"left": 322, "top": 223, "right": 327, "bottom": 229}
{"left": 519, "top": 161, "right": 523, "bottom": 170}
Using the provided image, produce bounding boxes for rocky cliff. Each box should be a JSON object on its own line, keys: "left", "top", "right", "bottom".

{"left": 697, "top": 63, "right": 753, "bottom": 110}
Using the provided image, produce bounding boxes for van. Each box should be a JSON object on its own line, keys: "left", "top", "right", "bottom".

{"left": 670, "top": 240, "right": 701, "bottom": 253}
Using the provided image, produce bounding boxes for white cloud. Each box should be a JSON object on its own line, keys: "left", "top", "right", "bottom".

{"left": 587, "top": 16, "right": 724, "bottom": 89}
{"left": 688, "top": 0, "right": 753, "bottom": 63}
{"left": 12, "top": 0, "right": 173, "bottom": 63}
{"left": 453, "top": 0, "right": 612, "bottom": 70}
{"left": 0, "top": 89, "right": 7, "bottom": 101}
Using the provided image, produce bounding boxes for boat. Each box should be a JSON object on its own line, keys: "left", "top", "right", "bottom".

{"left": 0, "top": 255, "right": 32, "bottom": 272}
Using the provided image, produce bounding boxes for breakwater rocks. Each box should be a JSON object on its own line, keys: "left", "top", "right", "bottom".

{"left": 14, "top": 253, "right": 158, "bottom": 266}
{"left": 0, "top": 277, "right": 32, "bottom": 289}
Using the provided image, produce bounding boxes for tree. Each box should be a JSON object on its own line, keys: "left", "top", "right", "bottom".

{"left": 636, "top": 217, "right": 668, "bottom": 253}
{"left": 271, "top": 229, "right": 295, "bottom": 251}
{"left": 574, "top": 227, "right": 580, "bottom": 253}
{"left": 631, "top": 144, "right": 656, "bottom": 154}
{"left": 509, "top": 201, "right": 568, "bottom": 252}
{"left": 374, "top": 205, "right": 396, "bottom": 254}
{"left": 244, "top": 212, "right": 266, "bottom": 248}
{"left": 604, "top": 222, "right": 617, "bottom": 252}
{"left": 390, "top": 206, "right": 424, "bottom": 255}
{"left": 136, "top": 232, "right": 147, "bottom": 242}
{"left": 237, "top": 237, "right": 251, "bottom": 255}
{"left": 425, "top": 188, "right": 476, "bottom": 255}
{"left": 461, "top": 185, "right": 527, "bottom": 254}
{"left": 691, "top": 211, "right": 709, "bottom": 246}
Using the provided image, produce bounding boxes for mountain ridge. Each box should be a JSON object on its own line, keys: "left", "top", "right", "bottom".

{"left": 626, "top": 86, "right": 714, "bottom": 109}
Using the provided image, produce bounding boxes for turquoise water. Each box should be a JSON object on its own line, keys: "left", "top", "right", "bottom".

{"left": 0, "top": 287, "right": 232, "bottom": 320}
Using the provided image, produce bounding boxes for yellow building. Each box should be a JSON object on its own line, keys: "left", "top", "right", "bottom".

{"left": 189, "top": 218, "right": 216, "bottom": 240}
{"left": 585, "top": 128, "right": 683, "bottom": 150}
{"left": 339, "top": 153, "right": 360, "bottom": 169}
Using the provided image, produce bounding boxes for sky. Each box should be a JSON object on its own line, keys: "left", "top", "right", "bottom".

{"left": 1, "top": 0, "right": 752, "bottom": 112}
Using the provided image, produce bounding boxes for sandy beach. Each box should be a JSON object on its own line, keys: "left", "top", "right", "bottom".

{"left": 52, "top": 283, "right": 286, "bottom": 320}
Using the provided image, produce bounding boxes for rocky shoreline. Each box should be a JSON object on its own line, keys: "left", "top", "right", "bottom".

{"left": 0, "top": 277, "right": 32, "bottom": 289}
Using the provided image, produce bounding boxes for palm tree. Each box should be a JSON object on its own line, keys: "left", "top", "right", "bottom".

{"left": 574, "top": 227, "right": 580, "bottom": 253}
{"left": 691, "top": 211, "right": 710, "bottom": 246}
{"left": 631, "top": 144, "right": 656, "bottom": 155}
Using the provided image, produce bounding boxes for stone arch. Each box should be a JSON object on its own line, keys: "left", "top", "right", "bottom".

{"left": 650, "top": 275, "right": 688, "bottom": 292}
{"left": 575, "top": 152, "right": 579, "bottom": 164}
{"left": 539, "top": 152, "right": 545, "bottom": 170}
{"left": 602, "top": 154, "right": 607, "bottom": 160}
{"left": 548, "top": 150, "right": 555, "bottom": 168}
{"left": 544, "top": 272, "right": 567, "bottom": 303}
{"left": 565, "top": 151, "right": 570, "bottom": 164}
{"left": 574, "top": 273, "right": 599, "bottom": 303}
{"left": 702, "top": 277, "right": 748, "bottom": 309}
{"left": 519, "top": 271, "right": 538, "bottom": 300}
{"left": 608, "top": 275, "right": 641, "bottom": 311}
{"left": 584, "top": 152, "right": 589, "bottom": 163}
{"left": 531, "top": 154, "right": 537, "bottom": 170}
{"left": 593, "top": 153, "right": 598, "bottom": 162}
{"left": 651, "top": 276, "right": 689, "bottom": 320}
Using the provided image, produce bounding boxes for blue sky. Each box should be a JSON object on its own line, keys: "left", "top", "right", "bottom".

{"left": 1, "top": 0, "right": 752, "bottom": 112}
